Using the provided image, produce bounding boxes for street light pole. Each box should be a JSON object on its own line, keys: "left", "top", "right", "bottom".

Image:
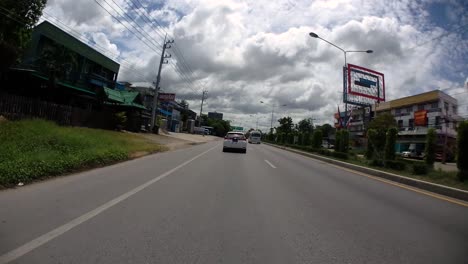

{"left": 309, "top": 32, "right": 372, "bottom": 127}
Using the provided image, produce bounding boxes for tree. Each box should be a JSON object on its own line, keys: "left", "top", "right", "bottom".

{"left": 0, "top": 0, "right": 47, "bottom": 71}
{"left": 340, "top": 130, "right": 349, "bottom": 153}
{"left": 298, "top": 118, "right": 313, "bottom": 134}
{"left": 316, "top": 123, "right": 333, "bottom": 138}
{"left": 335, "top": 130, "right": 342, "bottom": 152}
{"left": 277, "top": 116, "right": 294, "bottom": 134}
{"left": 368, "top": 113, "right": 397, "bottom": 156}
{"left": 384, "top": 127, "right": 398, "bottom": 161}
{"left": 312, "top": 129, "right": 323, "bottom": 148}
{"left": 425, "top": 128, "right": 436, "bottom": 166}
{"left": 366, "top": 129, "right": 376, "bottom": 159}
{"left": 179, "top": 100, "right": 189, "bottom": 109}
{"left": 457, "top": 121, "right": 468, "bottom": 181}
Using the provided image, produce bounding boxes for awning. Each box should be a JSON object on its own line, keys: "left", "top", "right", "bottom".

{"left": 159, "top": 108, "right": 172, "bottom": 116}
{"left": 31, "top": 73, "right": 95, "bottom": 95}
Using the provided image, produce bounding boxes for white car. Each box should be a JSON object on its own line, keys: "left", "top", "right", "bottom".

{"left": 248, "top": 131, "right": 262, "bottom": 144}
{"left": 223, "top": 132, "right": 247, "bottom": 153}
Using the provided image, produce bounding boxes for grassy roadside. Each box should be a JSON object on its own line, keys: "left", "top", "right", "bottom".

{"left": 0, "top": 119, "right": 167, "bottom": 187}
{"left": 265, "top": 141, "right": 468, "bottom": 191}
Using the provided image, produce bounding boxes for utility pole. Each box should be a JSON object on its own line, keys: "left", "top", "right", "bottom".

{"left": 151, "top": 34, "right": 174, "bottom": 133}
{"left": 199, "top": 90, "right": 208, "bottom": 126}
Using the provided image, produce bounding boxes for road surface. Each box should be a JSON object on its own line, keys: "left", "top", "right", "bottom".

{"left": 1, "top": 141, "right": 467, "bottom": 263}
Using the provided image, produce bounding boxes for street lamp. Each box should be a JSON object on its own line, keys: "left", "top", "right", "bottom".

{"left": 309, "top": 32, "right": 373, "bottom": 125}
{"left": 249, "top": 114, "right": 260, "bottom": 130}
{"left": 260, "top": 101, "right": 287, "bottom": 132}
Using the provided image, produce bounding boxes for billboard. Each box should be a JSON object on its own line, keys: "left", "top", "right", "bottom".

{"left": 414, "top": 110, "right": 427, "bottom": 126}
{"left": 158, "top": 93, "right": 176, "bottom": 101}
{"left": 344, "top": 64, "right": 385, "bottom": 107}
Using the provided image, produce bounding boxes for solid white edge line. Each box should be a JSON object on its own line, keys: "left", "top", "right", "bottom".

{"left": 264, "top": 159, "right": 277, "bottom": 169}
{"left": 0, "top": 145, "right": 218, "bottom": 264}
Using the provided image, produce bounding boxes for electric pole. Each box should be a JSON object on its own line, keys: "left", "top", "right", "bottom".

{"left": 151, "top": 34, "right": 174, "bottom": 133}
{"left": 199, "top": 90, "right": 208, "bottom": 126}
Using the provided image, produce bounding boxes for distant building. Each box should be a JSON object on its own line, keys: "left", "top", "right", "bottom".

{"left": 374, "top": 90, "right": 462, "bottom": 157}
{"left": 208, "top": 112, "right": 223, "bottom": 120}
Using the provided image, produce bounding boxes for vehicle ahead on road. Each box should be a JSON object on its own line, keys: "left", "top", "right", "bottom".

{"left": 223, "top": 132, "right": 247, "bottom": 153}
{"left": 248, "top": 131, "right": 262, "bottom": 144}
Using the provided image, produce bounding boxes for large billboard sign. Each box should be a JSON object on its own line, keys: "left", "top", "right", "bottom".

{"left": 158, "top": 93, "right": 176, "bottom": 101}
{"left": 344, "top": 64, "right": 385, "bottom": 107}
{"left": 414, "top": 110, "right": 427, "bottom": 126}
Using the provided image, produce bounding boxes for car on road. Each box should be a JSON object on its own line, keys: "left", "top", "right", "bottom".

{"left": 248, "top": 131, "right": 262, "bottom": 144}
{"left": 223, "top": 132, "right": 247, "bottom": 153}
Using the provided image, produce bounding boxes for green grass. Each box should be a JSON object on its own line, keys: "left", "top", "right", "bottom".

{"left": 0, "top": 119, "right": 166, "bottom": 187}
{"left": 265, "top": 141, "right": 468, "bottom": 191}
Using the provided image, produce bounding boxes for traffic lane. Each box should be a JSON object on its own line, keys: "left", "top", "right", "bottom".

{"left": 11, "top": 143, "right": 296, "bottom": 264}
{"left": 252, "top": 144, "right": 468, "bottom": 263}
{"left": 258, "top": 143, "right": 468, "bottom": 227}
{"left": 0, "top": 141, "right": 219, "bottom": 256}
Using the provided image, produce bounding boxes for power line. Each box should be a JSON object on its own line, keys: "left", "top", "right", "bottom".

{"left": 0, "top": 6, "right": 153, "bottom": 83}
{"left": 98, "top": 0, "right": 163, "bottom": 51}
{"left": 123, "top": 0, "right": 208, "bottom": 91}
{"left": 407, "top": 22, "right": 468, "bottom": 51}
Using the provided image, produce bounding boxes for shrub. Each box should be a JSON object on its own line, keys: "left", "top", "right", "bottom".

{"left": 303, "top": 132, "right": 311, "bottom": 146}
{"left": 413, "top": 164, "right": 428, "bottom": 175}
{"left": 332, "top": 151, "right": 348, "bottom": 160}
{"left": 457, "top": 121, "right": 468, "bottom": 181}
{"left": 312, "top": 129, "right": 323, "bottom": 148}
{"left": 365, "top": 129, "right": 377, "bottom": 160}
{"left": 340, "top": 130, "right": 349, "bottom": 153}
{"left": 113, "top": 112, "right": 127, "bottom": 130}
{"left": 319, "top": 149, "right": 332, "bottom": 156}
{"left": 335, "top": 130, "right": 342, "bottom": 152}
{"left": 370, "top": 159, "right": 384, "bottom": 167}
{"left": 425, "top": 128, "right": 436, "bottom": 166}
{"left": 384, "top": 160, "right": 406, "bottom": 171}
{"left": 384, "top": 127, "right": 397, "bottom": 161}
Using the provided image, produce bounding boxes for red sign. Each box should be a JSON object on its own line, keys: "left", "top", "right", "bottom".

{"left": 158, "top": 93, "right": 176, "bottom": 101}
{"left": 414, "top": 110, "right": 427, "bottom": 126}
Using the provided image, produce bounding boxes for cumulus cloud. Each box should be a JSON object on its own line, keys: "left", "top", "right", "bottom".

{"left": 43, "top": 0, "right": 467, "bottom": 128}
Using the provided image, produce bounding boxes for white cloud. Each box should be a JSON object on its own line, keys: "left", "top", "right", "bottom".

{"left": 43, "top": 0, "right": 468, "bottom": 129}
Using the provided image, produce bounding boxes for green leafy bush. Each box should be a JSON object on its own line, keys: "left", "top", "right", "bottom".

{"left": 340, "top": 130, "right": 349, "bottom": 153}
{"left": 425, "top": 128, "right": 436, "bottom": 166}
{"left": 384, "top": 127, "right": 397, "bottom": 160}
{"left": 332, "top": 151, "right": 348, "bottom": 160}
{"left": 412, "top": 164, "right": 428, "bottom": 175}
{"left": 457, "top": 121, "right": 468, "bottom": 181}
{"left": 370, "top": 159, "right": 384, "bottom": 167}
{"left": 312, "top": 129, "right": 323, "bottom": 148}
{"left": 384, "top": 160, "right": 406, "bottom": 171}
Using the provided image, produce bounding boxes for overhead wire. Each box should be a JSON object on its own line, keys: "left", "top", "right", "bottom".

{"left": 92, "top": 0, "right": 201, "bottom": 92}
{"left": 124, "top": 0, "right": 208, "bottom": 92}
{"left": 0, "top": 5, "right": 154, "bottom": 84}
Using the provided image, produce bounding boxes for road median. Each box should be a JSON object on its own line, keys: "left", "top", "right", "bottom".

{"left": 265, "top": 142, "right": 468, "bottom": 202}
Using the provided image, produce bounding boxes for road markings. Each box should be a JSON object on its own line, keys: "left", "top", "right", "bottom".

{"left": 265, "top": 144, "right": 468, "bottom": 207}
{"left": 333, "top": 165, "right": 468, "bottom": 208}
{"left": 265, "top": 160, "right": 277, "bottom": 169}
{"left": 0, "top": 145, "right": 218, "bottom": 264}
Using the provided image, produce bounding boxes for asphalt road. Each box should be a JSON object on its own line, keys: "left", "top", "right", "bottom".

{"left": 1, "top": 141, "right": 467, "bottom": 264}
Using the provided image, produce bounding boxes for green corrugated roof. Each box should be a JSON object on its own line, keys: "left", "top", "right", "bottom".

{"left": 33, "top": 21, "right": 120, "bottom": 73}
{"left": 104, "top": 87, "right": 146, "bottom": 109}
{"left": 30, "top": 72, "right": 145, "bottom": 109}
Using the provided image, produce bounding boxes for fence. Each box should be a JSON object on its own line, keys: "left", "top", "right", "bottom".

{"left": 0, "top": 93, "right": 73, "bottom": 125}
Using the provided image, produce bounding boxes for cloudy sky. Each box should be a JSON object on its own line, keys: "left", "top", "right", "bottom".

{"left": 42, "top": 0, "right": 467, "bottom": 130}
